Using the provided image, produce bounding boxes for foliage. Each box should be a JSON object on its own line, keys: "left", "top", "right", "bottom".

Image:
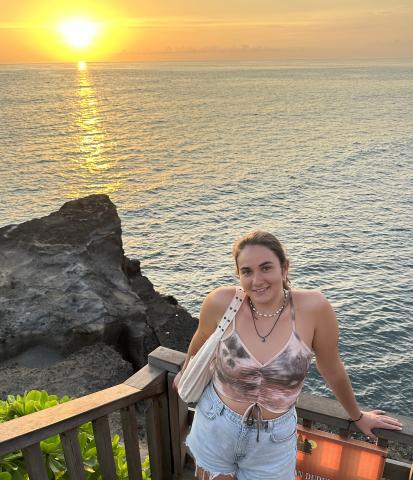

{"left": 0, "top": 390, "right": 151, "bottom": 480}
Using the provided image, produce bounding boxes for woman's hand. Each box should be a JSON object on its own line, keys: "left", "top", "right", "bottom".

{"left": 355, "top": 410, "right": 403, "bottom": 438}
{"left": 172, "top": 370, "right": 182, "bottom": 392}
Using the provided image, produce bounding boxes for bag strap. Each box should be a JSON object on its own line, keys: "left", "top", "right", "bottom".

{"left": 216, "top": 286, "right": 245, "bottom": 334}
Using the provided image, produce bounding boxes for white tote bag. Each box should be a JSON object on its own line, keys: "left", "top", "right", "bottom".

{"left": 178, "top": 287, "right": 245, "bottom": 403}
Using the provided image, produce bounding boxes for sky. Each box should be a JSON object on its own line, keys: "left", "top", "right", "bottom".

{"left": 0, "top": 0, "right": 412, "bottom": 63}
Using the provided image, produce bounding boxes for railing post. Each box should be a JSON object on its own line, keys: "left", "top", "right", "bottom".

{"left": 22, "top": 443, "right": 49, "bottom": 480}
{"left": 148, "top": 347, "right": 187, "bottom": 479}
{"left": 92, "top": 415, "right": 117, "bottom": 480}
{"left": 145, "top": 392, "right": 172, "bottom": 480}
{"left": 120, "top": 405, "right": 143, "bottom": 480}
{"left": 167, "top": 372, "right": 189, "bottom": 479}
{"left": 60, "top": 427, "right": 86, "bottom": 480}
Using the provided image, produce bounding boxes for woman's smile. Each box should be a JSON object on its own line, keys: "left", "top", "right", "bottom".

{"left": 251, "top": 285, "right": 271, "bottom": 296}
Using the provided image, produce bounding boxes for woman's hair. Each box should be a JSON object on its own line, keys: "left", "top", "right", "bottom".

{"left": 232, "top": 230, "right": 290, "bottom": 289}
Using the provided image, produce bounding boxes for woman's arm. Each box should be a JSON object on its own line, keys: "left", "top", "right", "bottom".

{"left": 173, "top": 287, "right": 235, "bottom": 388}
{"left": 312, "top": 292, "right": 402, "bottom": 437}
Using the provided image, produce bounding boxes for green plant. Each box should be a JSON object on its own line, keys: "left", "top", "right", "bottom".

{"left": 141, "top": 456, "right": 151, "bottom": 480}
{"left": 0, "top": 390, "right": 151, "bottom": 480}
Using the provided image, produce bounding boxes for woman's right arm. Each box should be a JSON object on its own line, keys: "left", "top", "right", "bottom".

{"left": 173, "top": 286, "right": 235, "bottom": 387}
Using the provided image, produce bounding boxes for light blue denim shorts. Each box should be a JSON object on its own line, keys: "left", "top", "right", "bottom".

{"left": 185, "top": 382, "right": 297, "bottom": 480}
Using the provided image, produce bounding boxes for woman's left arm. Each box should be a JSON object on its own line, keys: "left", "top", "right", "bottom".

{"left": 312, "top": 292, "right": 403, "bottom": 438}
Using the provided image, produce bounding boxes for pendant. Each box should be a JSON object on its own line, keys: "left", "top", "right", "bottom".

{"left": 262, "top": 338, "right": 266, "bottom": 342}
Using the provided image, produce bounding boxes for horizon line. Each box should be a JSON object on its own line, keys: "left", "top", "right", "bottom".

{"left": 1, "top": 56, "right": 413, "bottom": 66}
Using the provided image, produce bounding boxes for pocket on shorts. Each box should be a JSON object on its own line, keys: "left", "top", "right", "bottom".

{"left": 196, "top": 389, "right": 217, "bottom": 420}
{"left": 269, "top": 412, "right": 297, "bottom": 443}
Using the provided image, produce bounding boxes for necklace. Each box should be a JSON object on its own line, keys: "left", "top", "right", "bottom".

{"left": 249, "top": 289, "right": 288, "bottom": 318}
{"left": 250, "top": 291, "right": 288, "bottom": 342}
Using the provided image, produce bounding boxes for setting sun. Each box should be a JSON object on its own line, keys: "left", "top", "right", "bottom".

{"left": 58, "top": 18, "right": 98, "bottom": 49}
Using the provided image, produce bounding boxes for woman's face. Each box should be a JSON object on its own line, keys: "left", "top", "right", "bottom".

{"left": 236, "top": 244, "right": 287, "bottom": 306}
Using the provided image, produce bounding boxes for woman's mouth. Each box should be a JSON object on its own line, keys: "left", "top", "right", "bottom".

{"left": 252, "top": 286, "right": 269, "bottom": 295}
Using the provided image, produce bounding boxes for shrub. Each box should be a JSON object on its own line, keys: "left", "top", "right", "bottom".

{"left": 0, "top": 390, "right": 151, "bottom": 480}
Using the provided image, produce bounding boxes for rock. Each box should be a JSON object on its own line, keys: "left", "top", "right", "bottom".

{"left": 0, "top": 343, "right": 133, "bottom": 399}
{"left": 0, "top": 194, "right": 197, "bottom": 373}
{"left": 0, "top": 343, "right": 138, "bottom": 445}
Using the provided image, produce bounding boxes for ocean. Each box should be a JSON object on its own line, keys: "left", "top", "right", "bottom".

{"left": 0, "top": 60, "right": 412, "bottom": 415}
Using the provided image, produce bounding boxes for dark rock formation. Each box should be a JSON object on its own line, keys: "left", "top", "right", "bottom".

{"left": 0, "top": 194, "right": 197, "bottom": 381}
{"left": 0, "top": 343, "right": 133, "bottom": 399}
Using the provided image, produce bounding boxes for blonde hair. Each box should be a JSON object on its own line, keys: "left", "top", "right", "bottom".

{"left": 232, "top": 230, "right": 290, "bottom": 289}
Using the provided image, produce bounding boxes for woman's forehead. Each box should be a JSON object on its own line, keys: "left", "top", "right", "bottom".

{"left": 237, "top": 244, "right": 280, "bottom": 266}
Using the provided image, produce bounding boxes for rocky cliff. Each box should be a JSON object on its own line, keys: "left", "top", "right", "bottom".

{"left": 0, "top": 194, "right": 197, "bottom": 398}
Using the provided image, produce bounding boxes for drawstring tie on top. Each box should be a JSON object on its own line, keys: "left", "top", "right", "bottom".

{"left": 242, "top": 403, "right": 268, "bottom": 442}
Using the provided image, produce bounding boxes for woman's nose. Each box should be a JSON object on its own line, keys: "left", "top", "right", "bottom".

{"left": 251, "top": 271, "right": 263, "bottom": 284}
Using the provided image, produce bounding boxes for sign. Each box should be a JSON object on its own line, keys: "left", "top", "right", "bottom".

{"left": 296, "top": 425, "right": 387, "bottom": 480}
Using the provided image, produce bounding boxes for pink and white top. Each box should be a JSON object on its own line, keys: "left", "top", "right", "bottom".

{"left": 213, "top": 292, "right": 313, "bottom": 416}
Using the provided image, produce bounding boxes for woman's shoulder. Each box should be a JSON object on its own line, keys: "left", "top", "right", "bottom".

{"left": 199, "top": 286, "right": 239, "bottom": 328}
{"left": 291, "top": 288, "right": 332, "bottom": 314}
{"left": 205, "top": 285, "right": 238, "bottom": 308}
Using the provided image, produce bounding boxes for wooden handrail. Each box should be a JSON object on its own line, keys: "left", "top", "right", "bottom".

{"left": 296, "top": 391, "right": 413, "bottom": 444}
{"left": 0, "top": 363, "right": 165, "bottom": 456}
{"left": 0, "top": 346, "right": 411, "bottom": 480}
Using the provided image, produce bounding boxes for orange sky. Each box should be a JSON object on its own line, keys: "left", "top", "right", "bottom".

{"left": 1, "top": 0, "right": 412, "bottom": 63}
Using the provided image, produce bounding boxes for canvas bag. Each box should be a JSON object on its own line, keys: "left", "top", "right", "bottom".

{"left": 178, "top": 286, "right": 245, "bottom": 403}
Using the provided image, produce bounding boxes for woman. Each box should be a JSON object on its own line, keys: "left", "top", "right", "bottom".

{"left": 174, "top": 230, "right": 402, "bottom": 480}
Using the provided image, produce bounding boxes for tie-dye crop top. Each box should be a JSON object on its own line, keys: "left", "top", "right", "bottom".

{"left": 213, "top": 293, "right": 313, "bottom": 414}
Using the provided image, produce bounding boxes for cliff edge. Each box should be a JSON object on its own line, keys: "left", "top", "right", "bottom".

{"left": 0, "top": 194, "right": 197, "bottom": 398}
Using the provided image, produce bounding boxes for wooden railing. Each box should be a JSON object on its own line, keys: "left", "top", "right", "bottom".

{"left": 0, "top": 346, "right": 412, "bottom": 480}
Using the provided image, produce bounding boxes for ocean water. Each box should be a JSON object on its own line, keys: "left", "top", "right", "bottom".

{"left": 0, "top": 61, "right": 412, "bottom": 415}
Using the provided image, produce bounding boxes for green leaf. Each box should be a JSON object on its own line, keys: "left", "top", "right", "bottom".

{"left": 0, "top": 472, "right": 12, "bottom": 480}
{"left": 10, "top": 469, "right": 25, "bottom": 480}
{"left": 13, "top": 400, "right": 25, "bottom": 417}
{"left": 39, "top": 391, "right": 49, "bottom": 407}
{"left": 83, "top": 458, "right": 98, "bottom": 468}
{"left": 78, "top": 432, "right": 88, "bottom": 452}
{"left": 24, "top": 401, "right": 36, "bottom": 415}
{"left": 0, "top": 452, "right": 23, "bottom": 463}
{"left": 25, "top": 391, "right": 41, "bottom": 403}
{"left": 54, "top": 470, "right": 66, "bottom": 480}
{"left": 40, "top": 436, "right": 61, "bottom": 454}
{"left": 83, "top": 447, "right": 96, "bottom": 460}
{"left": 47, "top": 457, "right": 65, "bottom": 475}
{"left": 111, "top": 435, "right": 119, "bottom": 448}
{"left": 80, "top": 422, "right": 93, "bottom": 435}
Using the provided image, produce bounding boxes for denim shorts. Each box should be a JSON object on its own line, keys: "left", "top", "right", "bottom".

{"left": 185, "top": 383, "right": 297, "bottom": 480}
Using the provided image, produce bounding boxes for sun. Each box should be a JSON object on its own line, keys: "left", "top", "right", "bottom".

{"left": 58, "top": 18, "right": 99, "bottom": 49}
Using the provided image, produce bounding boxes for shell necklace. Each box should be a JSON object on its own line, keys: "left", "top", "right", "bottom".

{"left": 249, "top": 289, "right": 288, "bottom": 342}
{"left": 249, "top": 289, "right": 288, "bottom": 317}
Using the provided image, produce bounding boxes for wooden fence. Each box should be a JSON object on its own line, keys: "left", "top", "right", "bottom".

{"left": 0, "top": 346, "right": 412, "bottom": 480}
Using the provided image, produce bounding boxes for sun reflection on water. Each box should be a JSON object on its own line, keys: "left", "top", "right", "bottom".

{"left": 76, "top": 68, "right": 107, "bottom": 171}
{"left": 66, "top": 65, "right": 121, "bottom": 198}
